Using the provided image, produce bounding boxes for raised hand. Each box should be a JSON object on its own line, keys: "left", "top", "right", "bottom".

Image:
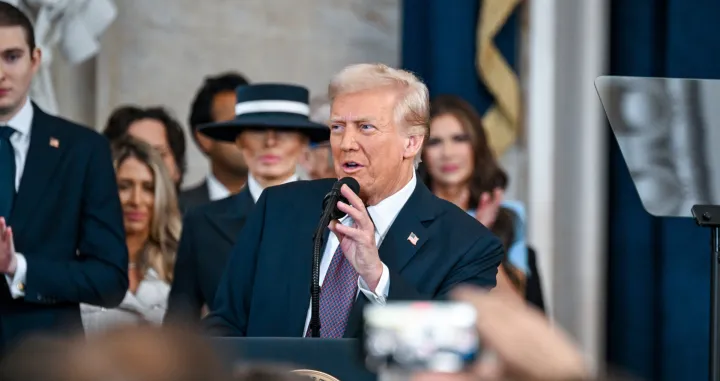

{"left": 328, "top": 184, "right": 382, "bottom": 289}
{"left": 0, "top": 217, "right": 17, "bottom": 275}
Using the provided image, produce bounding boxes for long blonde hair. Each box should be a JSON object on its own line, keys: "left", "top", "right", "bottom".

{"left": 111, "top": 137, "right": 181, "bottom": 283}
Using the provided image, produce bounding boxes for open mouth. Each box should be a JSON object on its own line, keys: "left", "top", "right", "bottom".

{"left": 341, "top": 161, "right": 364, "bottom": 173}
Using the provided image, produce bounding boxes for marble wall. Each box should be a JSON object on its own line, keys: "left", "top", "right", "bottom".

{"left": 55, "top": 0, "right": 400, "bottom": 188}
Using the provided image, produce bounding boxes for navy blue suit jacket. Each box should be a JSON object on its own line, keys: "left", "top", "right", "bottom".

{"left": 204, "top": 178, "right": 504, "bottom": 338}
{"left": 0, "top": 105, "right": 128, "bottom": 349}
{"left": 165, "top": 188, "right": 255, "bottom": 324}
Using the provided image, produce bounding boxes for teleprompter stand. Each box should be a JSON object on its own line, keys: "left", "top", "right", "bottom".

{"left": 691, "top": 205, "right": 720, "bottom": 381}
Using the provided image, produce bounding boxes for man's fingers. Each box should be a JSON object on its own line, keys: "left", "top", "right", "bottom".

{"left": 340, "top": 184, "right": 367, "bottom": 213}
{"left": 328, "top": 220, "right": 344, "bottom": 240}
{"left": 339, "top": 185, "right": 373, "bottom": 231}
{"left": 337, "top": 201, "right": 364, "bottom": 223}
{"left": 331, "top": 222, "right": 365, "bottom": 242}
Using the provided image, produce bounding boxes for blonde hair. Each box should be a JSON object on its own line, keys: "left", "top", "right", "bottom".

{"left": 328, "top": 63, "right": 429, "bottom": 168}
{"left": 111, "top": 137, "right": 181, "bottom": 283}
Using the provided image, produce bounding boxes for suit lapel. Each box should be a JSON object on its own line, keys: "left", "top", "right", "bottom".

{"left": 11, "top": 106, "right": 63, "bottom": 233}
{"left": 199, "top": 181, "right": 211, "bottom": 204}
{"left": 377, "top": 182, "right": 435, "bottom": 272}
{"left": 344, "top": 182, "right": 439, "bottom": 338}
{"left": 285, "top": 180, "right": 336, "bottom": 335}
{"left": 205, "top": 188, "right": 254, "bottom": 243}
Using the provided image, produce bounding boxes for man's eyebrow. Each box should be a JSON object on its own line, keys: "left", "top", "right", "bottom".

{"left": 0, "top": 47, "right": 24, "bottom": 55}
{"left": 329, "top": 115, "right": 375, "bottom": 123}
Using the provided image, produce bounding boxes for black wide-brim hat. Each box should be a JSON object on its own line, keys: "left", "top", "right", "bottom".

{"left": 198, "top": 83, "right": 330, "bottom": 143}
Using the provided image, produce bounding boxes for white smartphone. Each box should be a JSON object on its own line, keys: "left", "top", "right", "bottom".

{"left": 360, "top": 301, "right": 479, "bottom": 373}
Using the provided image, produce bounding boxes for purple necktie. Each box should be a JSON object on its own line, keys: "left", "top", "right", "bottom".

{"left": 306, "top": 245, "right": 359, "bottom": 338}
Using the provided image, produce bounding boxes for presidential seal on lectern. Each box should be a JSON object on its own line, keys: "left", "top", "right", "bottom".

{"left": 292, "top": 369, "right": 340, "bottom": 381}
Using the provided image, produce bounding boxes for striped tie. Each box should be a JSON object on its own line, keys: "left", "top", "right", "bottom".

{"left": 306, "top": 245, "right": 358, "bottom": 338}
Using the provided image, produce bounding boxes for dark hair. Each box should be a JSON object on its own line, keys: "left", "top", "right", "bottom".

{"left": 492, "top": 207, "right": 524, "bottom": 291}
{"left": 0, "top": 3, "right": 35, "bottom": 51}
{"left": 188, "top": 72, "right": 249, "bottom": 136}
{"left": 421, "top": 94, "right": 508, "bottom": 209}
{"left": 103, "top": 105, "right": 187, "bottom": 184}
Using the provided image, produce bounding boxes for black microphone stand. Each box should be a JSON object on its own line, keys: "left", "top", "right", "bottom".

{"left": 691, "top": 205, "right": 720, "bottom": 381}
{"left": 310, "top": 196, "right": 337, "bottom": 338}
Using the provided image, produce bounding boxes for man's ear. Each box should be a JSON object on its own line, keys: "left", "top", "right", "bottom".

{"left": 403, "top": 133, "right": 424, "bottom": 160}
{"left": 30, "top": 48, "right": 41, "bottom": 74}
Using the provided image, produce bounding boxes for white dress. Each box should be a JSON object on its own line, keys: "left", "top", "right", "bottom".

{"left": 80, "top": 268, "right": 169, "bottom": 334}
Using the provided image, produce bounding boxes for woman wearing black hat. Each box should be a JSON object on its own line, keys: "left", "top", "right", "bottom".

{"left": 164, "top": 83, "right": 330, "bottom": 325}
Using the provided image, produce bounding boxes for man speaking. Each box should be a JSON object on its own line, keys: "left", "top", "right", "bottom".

{"left": 203, "top": 64, "right": 504, "bottom": 338}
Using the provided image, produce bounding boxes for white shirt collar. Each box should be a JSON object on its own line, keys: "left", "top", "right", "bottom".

{"left": 206, "top": 172, "right": 231, "bottom": 201}
{"left": 248, "top": 172, "right": 299, "bottom": 202}
{"left": 5, "top": 97, "right": 33, "bottom": 136}
{"left": 341, "top": 171, "right": 417, "bottom": 241}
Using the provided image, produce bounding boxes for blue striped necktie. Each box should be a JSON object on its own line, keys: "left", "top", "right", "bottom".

{"left": 0, "top": 126, "right": 16, "bottom": 218}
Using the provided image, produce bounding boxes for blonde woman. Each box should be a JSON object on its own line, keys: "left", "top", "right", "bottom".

{"left": 81, "top": 137, "right": 181, "bottom": 333}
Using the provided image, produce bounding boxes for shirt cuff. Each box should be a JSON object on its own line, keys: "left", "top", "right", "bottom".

{"left": 358, "top": 262, "right": 389, "bottom": 305}
{"left": 5, "top": 253, "right": 27, "bottom": 299}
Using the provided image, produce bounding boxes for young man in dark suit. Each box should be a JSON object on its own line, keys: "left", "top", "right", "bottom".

{"left": 164, "top": 84, "right": 328, "bottom": 325}
{"left": 179, "top": 73, "right": 251, "bottom": 212}
{"left": 0, "top": 3, "right": 128, "bottom": 350}
{"left": 203, "top": 64, "right": 504, "bottom": 338}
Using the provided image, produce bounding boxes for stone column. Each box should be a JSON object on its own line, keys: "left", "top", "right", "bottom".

{"left": 526, "top": 0, "right": 608, "bottom": 372}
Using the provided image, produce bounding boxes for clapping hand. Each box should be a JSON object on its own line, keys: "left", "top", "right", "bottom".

{"left": 475, "top": 188, "right": 505, "bottom": 228}
{"left": 0, "top": 217, "right": 17, "bottom": 275}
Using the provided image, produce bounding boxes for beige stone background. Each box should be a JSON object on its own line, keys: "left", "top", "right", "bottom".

{"left": 51, "top": 0, "right": 401, "bottom": 188}
{"left": 48, "top": 0, "right": 525, "bottom": 200}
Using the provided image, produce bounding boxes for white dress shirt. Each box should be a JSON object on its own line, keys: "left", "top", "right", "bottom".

{"left": 206, "top": 172, "right": 231, "bottom": 201}
{"left": 247, "top": 172, "right": 299, "bottom": 202}
{"left": 301, "top": 171, "right": 417, "bottom": 335}
{"left": 4, "top": 98, "right": 33, "bottom": 298}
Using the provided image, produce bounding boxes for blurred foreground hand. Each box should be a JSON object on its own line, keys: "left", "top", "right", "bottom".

{"left": 414, "top": 287, "right": 589, "bottom": 381}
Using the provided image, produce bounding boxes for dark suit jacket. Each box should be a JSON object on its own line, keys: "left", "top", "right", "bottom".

{"left": 165, "top": 188, "right": 254, "bottom": 325}
{"left": 178, "top": 181, "right": 211, "bottom": 213}
{"left": 204, "top": 178, "right": 504, "bottom": 338}
{"left": 0, "top": 105, "right": 128, "bottom": 349}
{"left": 525, "top": 247, "right": 545, "bottom": 313}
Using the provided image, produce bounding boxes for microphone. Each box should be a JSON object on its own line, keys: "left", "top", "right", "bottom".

{"left": 309, "top": 177, "right": 361, "bottom": 338}
{"left": 321, "top": 177, "right": 361, "bottom": 220}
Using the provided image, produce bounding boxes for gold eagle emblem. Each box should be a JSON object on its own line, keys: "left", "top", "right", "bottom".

{"left": 291, "top": 369, "right": 340, "bottom": 381}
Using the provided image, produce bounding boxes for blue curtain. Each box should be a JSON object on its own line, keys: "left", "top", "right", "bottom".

{"left": 608, "top": 0, "right": 720, "bottom": 380}
{"left": 401, "top": 0, "right": 519, "bottom": 115}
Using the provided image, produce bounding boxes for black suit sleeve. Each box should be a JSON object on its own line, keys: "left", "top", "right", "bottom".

{"left": 165, "top": 210, "right": 204, "bottom": 325}
{"left": 387, "top": 234, "right": 504, "bottom": 301}
{"left": 202, "top": 190, "right": 268, "bottom": 336}
{"left": 23, "top": 138, "right": 128, "bottom": 307}
{"left": 525, "top": 247, "right": 546, "bottom": 312}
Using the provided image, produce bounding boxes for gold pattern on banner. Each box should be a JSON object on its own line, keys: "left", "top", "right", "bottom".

{"left": 476, "top": 0, "right": 522, "bottom": 158}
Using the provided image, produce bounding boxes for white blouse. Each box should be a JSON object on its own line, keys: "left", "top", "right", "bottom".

{"left": 80, "top": 269, "right": 169, "bottom": 334}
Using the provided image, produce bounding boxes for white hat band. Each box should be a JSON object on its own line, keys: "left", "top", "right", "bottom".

{"left": 235, "top": 100, "right": 310, "bottom": 116}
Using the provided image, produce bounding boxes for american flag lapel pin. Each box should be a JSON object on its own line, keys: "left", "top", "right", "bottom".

{"left": 407, "top": 232, "right": 419, "bottom": 246}
{"left": 49, "top": 137, "right": 59, "bottom": 148}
